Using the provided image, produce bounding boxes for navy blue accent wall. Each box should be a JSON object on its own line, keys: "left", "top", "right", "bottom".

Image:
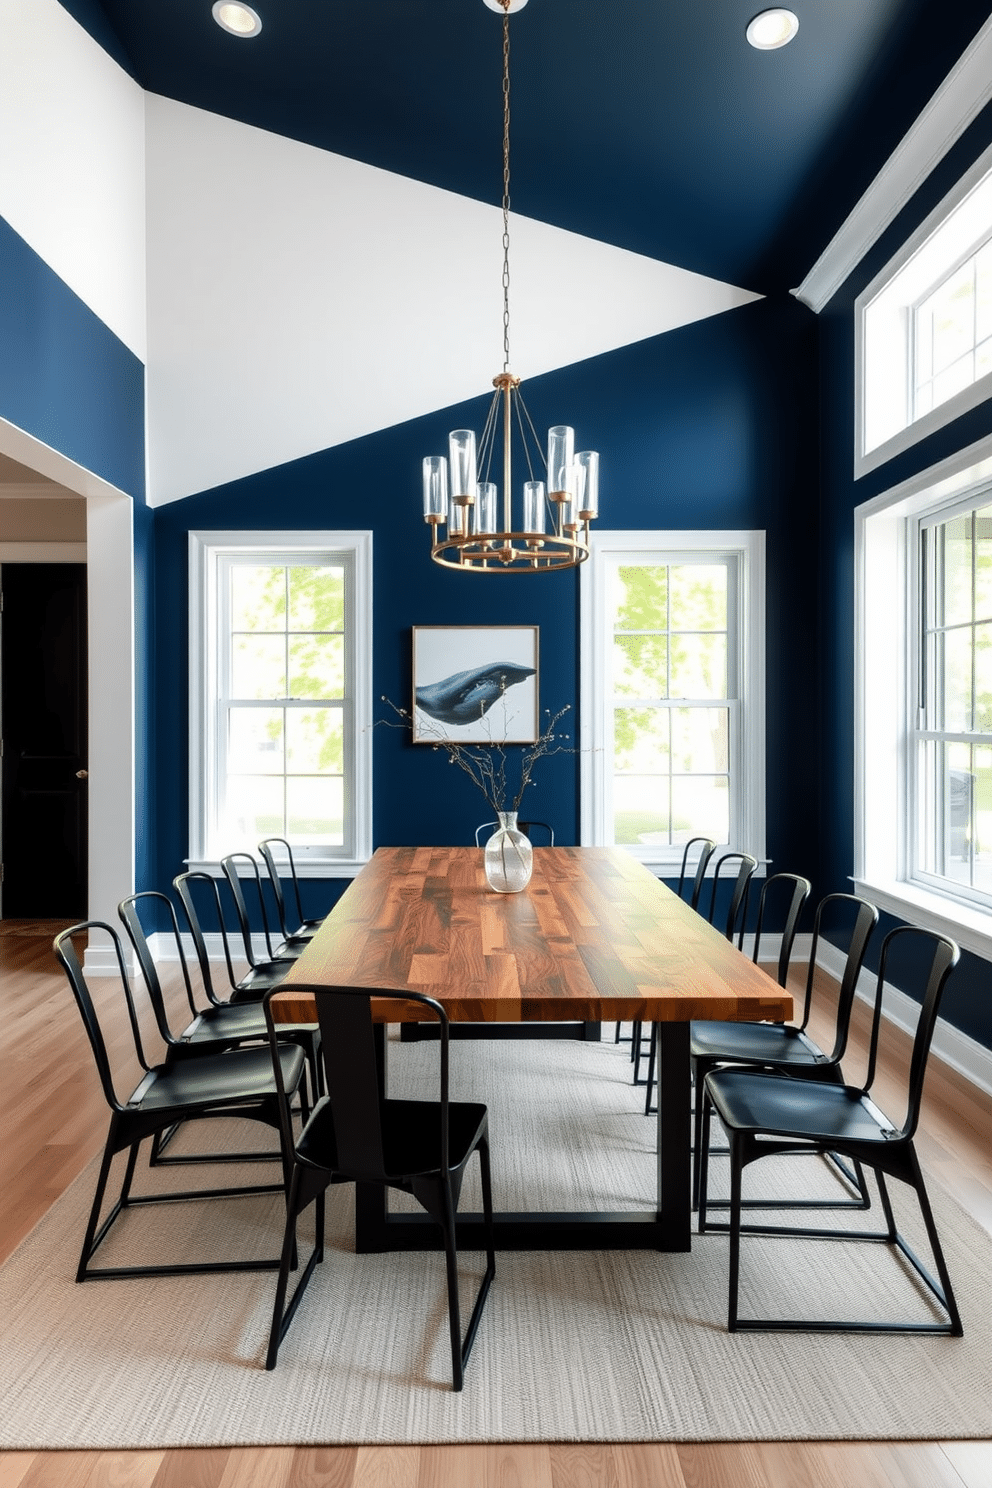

{"left": 149, "top": 296, "right": 821, "bottom": 934}
{"left": 0, "top": 215, "right": 145, "bottom": 499}
{"left": 817, "top": 106, "right": 992, "bottom": 1052}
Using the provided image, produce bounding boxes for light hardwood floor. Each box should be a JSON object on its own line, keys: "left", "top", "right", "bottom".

{"left": 1, "top": 921, "right": 989, "bottom": 1488}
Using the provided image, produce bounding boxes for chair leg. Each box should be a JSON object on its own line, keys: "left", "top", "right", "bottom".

{"left": 902, "top": 1156, "right": 963, "bottom": 1336}
{"left": 460, "top": 1139, "right": 496, "bottom": 1373}
{"left": 76, "top": 1132, "right": 129, "bottom": 1281}
{"left": 149, "top": 1122, "right": 183, "bottom": 1165}
{"left": 266, "top": 1166, "right": 325, "bottom": 1369}
{"left": 438, "top": 1182, "right": 465, "bottom": 1392}
{"left": 630, "top": 1020, "right": 641, "bottom": 1071}
{"left": 878, "top": 1163, "right": 963, "bottom": 1335}
{"left": 430, "top": 1142, "right": 496, "bottom": 1392}
{"left": 696, "top": 1093, "right": 713, "bottom": 1234}
{"left": 727, "top": 1135, "right": 744, "bottom": 1333}
{"left": 691, "top": 1059, "right": 706, "bottom": 1210}
{"left": 643, "top": 1026, "right": 658, "bottom": 1116}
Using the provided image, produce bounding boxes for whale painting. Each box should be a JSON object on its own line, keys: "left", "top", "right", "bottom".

{"left": 411, "top": 626, "right": 539, "bottom": 743}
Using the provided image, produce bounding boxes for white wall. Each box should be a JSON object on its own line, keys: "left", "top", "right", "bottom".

{"left": 144, "top": 95, "right": 759, "bottom": 506}
{"left": 0, "top": 0, "right": 147, "bottom": 360}
{"left": 84, "top": 490, "right": 136, "bottom": 966}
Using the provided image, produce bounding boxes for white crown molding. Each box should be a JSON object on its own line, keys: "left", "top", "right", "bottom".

{"left": 794, "top": 13, "right": 992, "bottom": 312}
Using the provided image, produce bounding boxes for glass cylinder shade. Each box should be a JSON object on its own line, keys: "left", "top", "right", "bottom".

{"left": 547, "top": 425, "right": 574, "bottom": 494}
{"left": 475, "top": 481, "right": 498, "bottom": 535}
{"left": 575, "top": 450, "right": 599, "bottom": 518}
{"left": 523, "top": 480, "right": 546, "bottom": 534}
{"left": 448, "top": 429, "right": 478, "bottom": 498}
{"left": 422, "top": 455, "right": 449, "bottom": 520}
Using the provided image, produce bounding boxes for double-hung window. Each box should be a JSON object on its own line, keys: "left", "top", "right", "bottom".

{"left": 914, "top": 494, "right": 992, "bottom": 904}
{"left": 855, "top": 436, "right": 992, "bottom": 955}
{"left": 580, "top": 530, "right": 765, "bottom": 873}
{"left": 189, "top": 530, "right": 372, "bottom": 873}
{"left": 856, "top": 143, "right": 992, "bottom": 477}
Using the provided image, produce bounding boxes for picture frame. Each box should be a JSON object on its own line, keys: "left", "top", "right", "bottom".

{"left": 411, "top": 626, "right": 539, "bottom": 744}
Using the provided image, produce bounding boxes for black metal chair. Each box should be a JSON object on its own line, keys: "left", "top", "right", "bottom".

{"left": 119, "top": 890, "right": 322, "bottom": 1115}
{"left": 689, "top": 888, "right": 875, "bottom": 1207}
{"left": 174, "top": 869, "right": 291, "bottom": 1003}
{"left": 258, "top": 836, "right": 325, "bottom": 950}
{"left": 698, "top": 924, "right": 962, "bottom": 1335}
{"left": 262, "top": 983, "right": 496, "bottom": 1390}
{"left": 53, "top": 921, "right": 306, "bottom": 1281}
{"left": 706, "top": 850, "right": 758, "bottom": 941}
{"left": 222, "top": 851, "right": 300, "bottom": 964}
{"left": 677, "top": 835, "right": 718, "bottom": 911}
{"left": 474, "top": 820, "right": 555, "bottom": 846}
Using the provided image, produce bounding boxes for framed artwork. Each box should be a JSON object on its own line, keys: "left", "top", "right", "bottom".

{"left": 411, "top": 626, "right": 539, "bottom": 744}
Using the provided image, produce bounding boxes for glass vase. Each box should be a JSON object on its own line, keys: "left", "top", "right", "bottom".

{"left": 483, "top": 811, "right": 533, "bottom": 893}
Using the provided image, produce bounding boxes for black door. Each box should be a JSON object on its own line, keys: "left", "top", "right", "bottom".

{"left": 1, "top": 563, "right": 88, "bottom": 917}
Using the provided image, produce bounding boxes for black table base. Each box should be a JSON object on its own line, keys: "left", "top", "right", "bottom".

{"left": 357, "top": 1021, "right": 691, "bottom": 1253}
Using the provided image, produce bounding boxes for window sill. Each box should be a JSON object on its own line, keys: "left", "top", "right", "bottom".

{"left": 853, "top": 875, "right": 992, "bottom": 962}
{"left": 186, "top": 855, "right": 367, "bottom": 880}
{"left": 633, "top": 851, "right": 768, "bottom": 881}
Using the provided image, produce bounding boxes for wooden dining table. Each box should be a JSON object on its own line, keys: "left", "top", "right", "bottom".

{"left": 271, "top": 845, "right": 793, "bottom": 1253}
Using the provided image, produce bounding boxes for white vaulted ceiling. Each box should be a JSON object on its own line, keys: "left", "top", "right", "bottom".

{"left": 143, "top": 95, "right": 759, "bottom": 505}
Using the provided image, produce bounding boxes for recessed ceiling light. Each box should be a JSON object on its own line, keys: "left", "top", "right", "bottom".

{"left": 746, "top": 8, "right": 799, "bottom": 50}
{"left": 212, "top": 2, "right": 262, "bottom": 38}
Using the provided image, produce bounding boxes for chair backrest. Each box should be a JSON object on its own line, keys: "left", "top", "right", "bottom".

{"left": 264, "top": 984, "right": 452, "bottom": 1179}
{"left": 862, "top": 925, "right": 959, "bottom": 1139}
{"left": 474, "top": 820, "right": 555, "bottom": 847}
{"left": 798, "top": 891, "right": 879, "bottom": 1056}
{"left": 53, "top": 921, "right": 154, "bottom": 1111}
{"left": 258, "top": 836, "right": 305, "bottom": 933}
{"left": 222, "top": 852, "right": 282, "bottom": 963}
{"left": 118, "top": 890, "right": 200, "bottom": 1046}
{"left": 173, "top": 869, "right": 238, "bottom": 1001}
{"left": 750, "top": 872, "right": 812, "bottom": 986}
{"left": 707, "top": 852, "right": 757, "bottom": 941}
{"left": 676, "top": 836, "right": 716, "bottom": 912}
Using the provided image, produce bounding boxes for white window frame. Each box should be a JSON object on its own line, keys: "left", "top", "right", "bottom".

{"left": 855, "top": 139, "right": 992, "bottom": 479}
{"left": 580, "top": 529, "right": 765, "bottom": 875}
{"left": 188, "top": 530, "right": 373, "bottom": 876}
{"left": 854, "top": 431, "right": 992, "bottom": 956}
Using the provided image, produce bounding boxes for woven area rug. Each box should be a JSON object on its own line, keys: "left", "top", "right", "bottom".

{"left": 2, "top": 1035, "right": 990, "bottom": 1448}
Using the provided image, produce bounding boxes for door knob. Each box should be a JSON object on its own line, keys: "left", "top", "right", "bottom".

{"left": 75, "top": 769, "right": 88, "bottom": 779}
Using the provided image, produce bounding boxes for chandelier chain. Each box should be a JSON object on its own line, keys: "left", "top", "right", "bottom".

{"left": 421, "top": 0, "right": 598, "bottom": 573}
{"left": 501, "top": 12, "right": 511, "bottom": 375}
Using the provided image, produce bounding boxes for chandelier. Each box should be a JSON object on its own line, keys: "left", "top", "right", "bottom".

{"left": 421, "top": 0, "right": 600, "bottom": 572}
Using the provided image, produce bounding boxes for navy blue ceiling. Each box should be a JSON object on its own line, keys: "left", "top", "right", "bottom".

{"left": 62, "top": 0, "right": 992, "bottom": 292}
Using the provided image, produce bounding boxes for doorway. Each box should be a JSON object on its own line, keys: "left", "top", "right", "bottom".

{"left": 0, "top": 562, "right": 88, "bottom": 916}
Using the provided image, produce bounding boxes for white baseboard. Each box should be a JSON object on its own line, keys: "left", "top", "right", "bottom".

{"left": 82, "top": 942, "right": 136, "bottom": 977}
{"left": 147, "top": 929, "right": 270, "bottom": 963}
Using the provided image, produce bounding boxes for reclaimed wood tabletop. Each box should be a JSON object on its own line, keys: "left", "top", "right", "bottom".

{"left": 271, "top": 845, "right": 792, "bottom": 1028}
